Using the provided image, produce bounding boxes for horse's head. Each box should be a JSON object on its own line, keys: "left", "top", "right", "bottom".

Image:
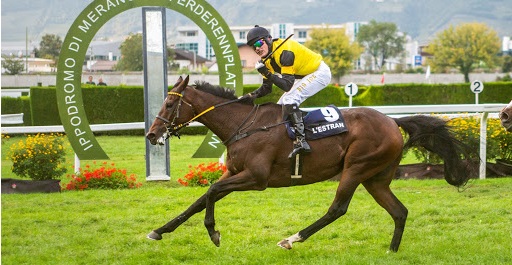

{"left": 500, "top": 100, "right": 512, "bottom": 132}
{"left": 146, "top": 75, "right": 194, "bottom": 145}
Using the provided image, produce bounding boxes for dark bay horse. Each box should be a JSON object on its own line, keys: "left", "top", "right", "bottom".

{"left": 500, "top": 100, "right": 512, "bottom": 132}
{"left": 146, "top": 76, "right": 476, "bottom": 252}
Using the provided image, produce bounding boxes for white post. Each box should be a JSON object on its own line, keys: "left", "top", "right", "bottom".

{"left": 74, "top": 153, "right": 81, "bottom": 174}
{"left": 143, "top": 7, "right": 170, "bottom": 181}
{"left": 479, "top": 112, "right": 488, "bottom": 179}
{"left": 219, "top": 153, "right": 225, "bottom": 165}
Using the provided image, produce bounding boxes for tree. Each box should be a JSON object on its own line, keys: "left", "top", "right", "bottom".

{"left": 357, "top": 20, "right": 406, "bottom": 71}
{"left": 425, "top": 23, "right": 501, "bottom": 83}
{"left": 116, "top": 33, "right": 143, "bottom": 71}
{"left": 1, "top": 55, "right": 25, "bottom": 75}
{"left": 34, "top": 34, "right": 62, "bottom": 65}
{"left": 305, "top": 28, "right": 363, "bottom": 78}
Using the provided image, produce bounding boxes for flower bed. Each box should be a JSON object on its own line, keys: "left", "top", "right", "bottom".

{"left": 178, "top": 162, "right": 227, "bottom": 187}
{"left": 64, "top": 161, "right": 142, "bottom": 191}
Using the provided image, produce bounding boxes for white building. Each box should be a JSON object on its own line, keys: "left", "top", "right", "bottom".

{"left": 172, "top": 22, "right": 417, "bottom": 72}
{"left": 503, "top": 36, "right": 511, "bottom": 55}
{"left": 1, "top": 57, "right": 55, "bottom": 74}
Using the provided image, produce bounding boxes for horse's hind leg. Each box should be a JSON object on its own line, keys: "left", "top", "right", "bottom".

{"left": 277, "top": 177, "right": 359, "bottom": 249}
{"left": 362, "top": 169, "right": 408, "bottom": 252}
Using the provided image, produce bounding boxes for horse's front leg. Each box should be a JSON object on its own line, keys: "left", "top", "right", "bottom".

{"left": 203, "top": 170, "right": 267, "bottom": 247}
{"left": 147, "top": 171, "right": 234, "bottom": 240}
{"left": 147, "top": 191, "right": 231, "bottom": 240}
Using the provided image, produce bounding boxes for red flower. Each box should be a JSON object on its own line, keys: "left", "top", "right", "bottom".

{"left": 63, "top": 161, "right": 142, "bottom": 191}
{"left": 178, "top": 162, "right": 227, "bottom": 187}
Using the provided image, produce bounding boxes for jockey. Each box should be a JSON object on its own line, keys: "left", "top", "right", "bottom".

{"left": 243, "top": 25, "right": 332, "bottom": 158}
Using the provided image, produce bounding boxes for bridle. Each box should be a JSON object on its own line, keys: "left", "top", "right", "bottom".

{"left": 155, "top": 91, "right": 187, "bottom": 139}
{"left": 155, "top": 88, "right": 288, "bottom": 145}
{"left": 156, "top": 90, "right": 241, "bottom": 141}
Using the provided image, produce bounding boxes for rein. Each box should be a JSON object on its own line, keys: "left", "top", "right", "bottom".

{"left": 223, "top": 105, "right": 287, "bottom": 146}
{"left": 159, "top": 91, "right": 243, "bottom": 139}
{"left": 158, "top": 90, "right": 287, "bottom": 144}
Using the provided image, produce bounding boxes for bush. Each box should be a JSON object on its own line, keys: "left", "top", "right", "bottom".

{"left": 448, "top": 116, "right": 512, "bottom": 161}
{"left": 64, "top": 161, "right": 142, "bottom": 191}
{"left": 178, "top": 162, "right": 227, "bottom": 187}
{"left": 485, "top": 118, "right": 512, "bottom": 161}
{"left": 7, "top": 133, "right": 67, "bottom": 180}
{"left": 496, "top": 73, "right": 512, "bottom": 82}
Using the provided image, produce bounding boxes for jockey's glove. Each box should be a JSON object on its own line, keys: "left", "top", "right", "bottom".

{"left": 238, "top": 93, "right": 256, "bottom": 102}
{"left": 255, "top": 60, "right": 271, "bottom": 78}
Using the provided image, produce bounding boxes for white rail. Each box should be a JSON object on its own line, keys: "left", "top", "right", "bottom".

{"left": 1, "top": 104, "right": 507, "bottom": 179}
{"left": 1, "top": 113, "right": 24, "bottom": 125}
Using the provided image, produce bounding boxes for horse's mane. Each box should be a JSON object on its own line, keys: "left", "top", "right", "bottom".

{"left": 193, "top": 81, "right": 237, "bottom": 100}
{"left": 192, "top": 81, "right": 253, "bottom": 105}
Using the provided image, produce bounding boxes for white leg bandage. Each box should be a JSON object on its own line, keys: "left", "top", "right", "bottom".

{"left": 286, "top": 232, "right": 304, "bottom": 244}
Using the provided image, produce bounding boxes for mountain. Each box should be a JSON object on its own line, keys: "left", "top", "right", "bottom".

{"left": 2, "top": 0, "right": 511, "bottom": 49}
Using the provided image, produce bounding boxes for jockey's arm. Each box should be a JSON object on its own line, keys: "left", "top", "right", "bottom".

{"left": 268, "top": 74, "right": 294, "bottom": 92}
{"left": 251, "top": 78, "right": 273, "bottom": 98}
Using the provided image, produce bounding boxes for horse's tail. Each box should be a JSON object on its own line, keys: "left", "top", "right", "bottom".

{"left": 393, "top": 115, "right": 477, "bottom": 188}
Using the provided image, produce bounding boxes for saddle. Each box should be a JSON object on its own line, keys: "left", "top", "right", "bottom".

{"left": 286, "top": 105, "right": 348, "bottom": 140}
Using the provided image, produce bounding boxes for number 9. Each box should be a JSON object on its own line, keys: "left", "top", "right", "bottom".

{"left": 321, "top": 107, "right": 339, "bottom": 122}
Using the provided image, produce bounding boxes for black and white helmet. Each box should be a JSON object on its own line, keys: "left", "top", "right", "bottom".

{"left": 246, "top": 25, "right": 271, "bottom": 46}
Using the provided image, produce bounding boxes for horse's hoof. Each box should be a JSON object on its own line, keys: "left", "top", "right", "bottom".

{"left": 277, "top": 239, "right": 292, "bottom": 250}
{"left": 210, "top": 231, "right": 221, "bottom": 247}
{"left": 147, "top": 231, "right": 162, "bottom": 240}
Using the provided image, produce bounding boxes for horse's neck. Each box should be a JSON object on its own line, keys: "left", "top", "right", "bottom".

{"left": 190, "top": 93, "right": 258, "bottom": 142}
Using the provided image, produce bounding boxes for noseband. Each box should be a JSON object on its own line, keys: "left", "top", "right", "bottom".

{"left": 157, "top": 91, "right": 190, "bottom": 140}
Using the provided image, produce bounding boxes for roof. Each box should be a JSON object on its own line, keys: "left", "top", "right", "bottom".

{"left": 90, "top": 60, "right": 117, "bottom": 71}
{"left": 173, "top": 49, "right": 209, "bottom": 63}
{"left": 89, "top": 41, "right": 122, "bottom": 57}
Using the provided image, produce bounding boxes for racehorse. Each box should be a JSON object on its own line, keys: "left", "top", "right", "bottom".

{"left": 500, "top": 100, "right": 512, "bottom": 132}
{"left": 145, "top": 76, "right": 476, "bottom": 252}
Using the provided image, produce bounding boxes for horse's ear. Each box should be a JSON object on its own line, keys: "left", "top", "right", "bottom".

{"left": 175, "top": 75, "right": 190, "bottom": 93}
{"left": 171, "top": 76, "right": 183, "bottom": 90}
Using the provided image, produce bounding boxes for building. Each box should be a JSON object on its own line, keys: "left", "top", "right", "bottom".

{"left": 172, "top": 48, "right": 209, "bottom": 71}
{"left": 85, "top": 40, "right": 122, "bottom": 72}
{"left": 503, "top": 36, "right": 511, "bottom": 55}
{"left": 173, "top": 22, "right": 370, "bottom": 70}
{"left": 172, "top": 22, "right": 417, "bottom": 72}
{"left": 1, "top": 57, "right": 55, "bottom": 74}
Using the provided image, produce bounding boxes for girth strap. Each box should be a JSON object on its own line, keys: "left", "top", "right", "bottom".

{"left": 223, "top": 121, "right": 287, "bottom": 146}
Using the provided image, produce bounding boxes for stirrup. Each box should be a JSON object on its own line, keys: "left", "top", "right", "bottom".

{"left": 288, "top": 142, "right": 311, "bottom": 159}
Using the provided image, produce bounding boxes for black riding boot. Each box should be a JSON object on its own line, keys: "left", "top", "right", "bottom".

{"left": 285, "top": 104, "right": 311, "bottom": 159}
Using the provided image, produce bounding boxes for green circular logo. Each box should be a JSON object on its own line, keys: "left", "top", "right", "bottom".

{"left": 57, "top": 0, "right": 242, "bottom": 159}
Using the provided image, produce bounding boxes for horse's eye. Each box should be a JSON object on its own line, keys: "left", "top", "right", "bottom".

{"left": 166, "top": 102, "right": 173, "bottom": 109}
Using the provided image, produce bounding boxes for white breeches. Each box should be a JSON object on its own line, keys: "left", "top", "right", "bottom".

{"left": 277, "top": 61, "right": 332, "bottom": 106}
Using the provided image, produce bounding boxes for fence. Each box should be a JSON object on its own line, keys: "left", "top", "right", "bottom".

{"left": 1, "top": 103, "right": 507, "bottom": 179}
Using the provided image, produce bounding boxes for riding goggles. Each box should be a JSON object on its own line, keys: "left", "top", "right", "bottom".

{"left": 253, "top": 39, "right": 265, "bottom": 49}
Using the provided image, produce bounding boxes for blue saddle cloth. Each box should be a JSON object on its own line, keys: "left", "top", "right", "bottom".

{"left": 286, "top": 105, "right": 348, "bottom": 140}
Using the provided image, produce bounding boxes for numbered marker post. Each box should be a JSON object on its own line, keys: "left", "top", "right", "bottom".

{"left": 470, "top": 80, "right": 485, "bottom": 179}
{"left": 344, "top": 82, "right": 358, "bottom": 107}
{"left": 470, "top": 80, "right": 484, "bottom": 105}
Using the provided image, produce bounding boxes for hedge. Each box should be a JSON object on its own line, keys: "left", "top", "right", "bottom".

{"left": 355, "top": 82, "right": 512, "bottom": 106}
{"left": 1, "top": 82, "right": 511, "bottom": 130}
{"left": 1, "top": 96, "right": 32, "bottom": 126}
